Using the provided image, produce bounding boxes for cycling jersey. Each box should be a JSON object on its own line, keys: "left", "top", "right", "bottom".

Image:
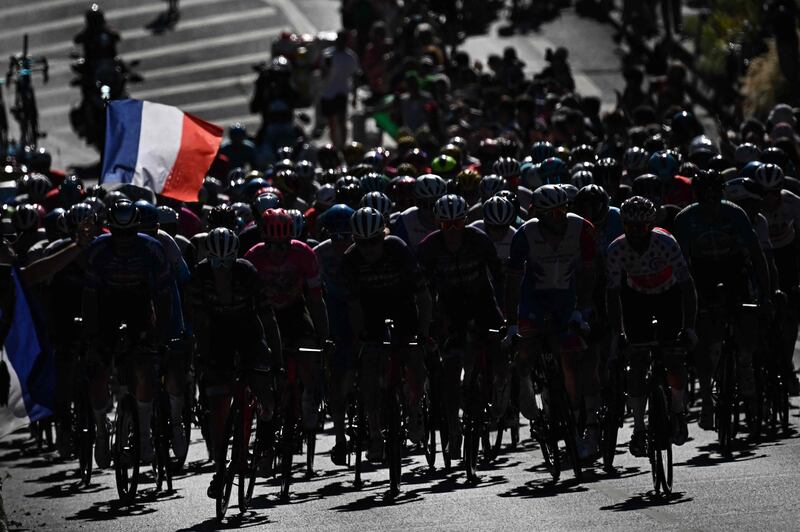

{"left": 43, "top": 237, "right": 88, "bottom": 342}
{"left": 754, "top": 213, "right": 773, "bottom": 251}
{"left": 390, "top": 206, "right": 437, "bottom": 253}
{"left": 244, "top": 239, "right": 322, "bottom": 310}
{"left": 314, "top": 239, "right": 354, "bottom": 368}
{"left": 417, "top": 226, "right": 502, "bottom": 306}
{"left": 468, "top": 220, "right": 515, "bottom": 261}
{"left": 508, "top": 213, "right": 596, "bottom": 291}
{"left": 342, "top": 235, "right": 425, "bottom": 340}
{"left": 761, "top": 189, "right": 800, "bottom": 249}
{"left": 594, "top": 206, "right": 624, "bottom": 258}
{"left": 664, "top": 175, "right": 694, "bottom": 208}
{"left": 237, "top": 222, "right": 263, "bottom": 257}
{"left": 606, "top": 228, "right": 690, "bottom": 294}
{"left": 313, "top": 239, "right": 349, "bottom": 303}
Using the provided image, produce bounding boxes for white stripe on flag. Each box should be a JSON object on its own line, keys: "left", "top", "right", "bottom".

{"left": 134, "top": 101, "right": 184, "bottom": 192}
{"left": 0, "top": 347, "right": 31, "bottom": 439}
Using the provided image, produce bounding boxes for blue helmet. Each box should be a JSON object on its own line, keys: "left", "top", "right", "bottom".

{"left": 530, "top": 141, "right": 556, "bottom": 164}
{"left": 739, "top": 160, "right": 762, "bottom": 180}
{"left": 134, "top": 200, "right": 159, "bottom": 231}
{"left": 536, "top": 157, "right": 567, "bottom": 184}
{"left": 648, "top": 151, "right": 679, "bottom": 179}
{"left": 319, "top": 203, "right": 355, "bottom": 235}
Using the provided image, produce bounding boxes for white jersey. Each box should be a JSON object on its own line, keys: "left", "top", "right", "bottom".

{"left": 468, "top": 220, "right": 515, "bottom": 262}
{"left": 763, "top": 189, "right": 800, "bottom": 249}
{"left": 392, "top": 206, "right": 436, "bottom": 253}
{"left": 754, "top": 213, "right": 773, "bottom": 251}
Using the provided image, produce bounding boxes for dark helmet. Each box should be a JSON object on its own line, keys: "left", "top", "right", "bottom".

{"left": 44, "top": 208, "right": 67, "bottom": 239}
{"left": 594, "top": 157, "right": 622, "bottom": 187}
{"left": 573, "top": 184, "right": 610, "bottom": 224}
{"left": 13, "top": 203, "right": 41, "bottom": 231}
{"left": 59, "top": 175, "right": 85, "bottom": 207}
{"left": 66, "top": 203, "right": 96, "bottom": 233}
{"left": 134, "top": 200, "right": 159, "bottom": 231}
{"left": 692, "top": 170, "right": 725, "bottom": 202}
{"left": 319, "top": 203, "right": 355, "bottom": 235}
{"left": 106, "top": 199, "right": 139, "bottom": 232}
{"left": 632, "top": 174, "right": 665, "bottom": 205}
{"left": 207, "top": 204, "right": 237, "bottom": 230}
{"left": 85, "top": 3, "right": 105, "bottom": 27}
{"left": 269, "top": 55, "right": 292, "bottom": 74}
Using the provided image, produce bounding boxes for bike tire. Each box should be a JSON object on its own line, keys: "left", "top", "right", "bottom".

{"left": 238, "top": 404, "right": 259, "bottom": 513}
{"left": 154, "top": 391, "right": 172, "bottom": 493}
{"left": 114, "top": 395, "right": 140, "bottom": 504}
{"left": 649, "top": 384, "right": 673, "bottom": 495}
{"left": 279, "top": 418, "right": 294, "bottom": 501}
{"left": 386, "top": 391, "right": 402, "bottom": 496}
{"left": 75, "top": 388, "right": 94, "bottom": 487}
{"left": 216, "top": 404, "right": 238, "bottom": 522}
{"left": 422, "top": 391, "right": 436, "bottom": 469}
{"left": 559, "top": 395, "right": 582, "bottom": 482}
{"left": 538, "top": 413, "right": 560, "bottom": 483}
{"left": 717, "top": 350, "right": 734, "bottom": 456}
{"left": 305, "top": 431, "right": 316, "bottom": 478}
{"left": 353, "top": 399, "right": 364, "bottom": 488}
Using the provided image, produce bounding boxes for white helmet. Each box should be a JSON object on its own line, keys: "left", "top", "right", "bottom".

{"left": 360, "top": 191, "right": 393, "bottom": 219}
{"left": 434, "top": 194, "right": 468, "bottom": 221}
{"left": 531, "top": 184, "right": 569, "bottom": 211}
{"left": 414, "top": 173, "right": 447, "bottom": 201}
{"left": 483, "top": 195, "right": 515, "bottom": 226}
{"left": 206, "top": 227, "right": 239, "bottom": 259}
{"left": 753, "top": 163, "right": 784, "bottom": 191}
{"left": 350, "top": 207, "right": 385, "bottom": 239}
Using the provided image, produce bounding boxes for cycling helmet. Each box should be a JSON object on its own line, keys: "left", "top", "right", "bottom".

{"left": 492, "top": 157, "right": 521, "bottom": 180}
{"left": 269, "top": 55, "right": 292, "bottom": 74}
{"left": 754, "top": 163, "right": 785, "bottom": 191}
{"left": 286, "top": 209, "right": 307, "bottom": 239}
{"left": 336, "top": 183, "right": 364, "bottom": 209}
{"left": 739, "top": 160, "right": 762, "bottom": 180}
{"left": 440, "top": 144, "right": 463, "bottom": 166}
{"left": 208, "top": 204, "right": 237, "bottom": 230}
{"left": 44, "top": 208, "right": 67, "bottom": 238}
{"left": 670, "top": 110, "right": 703, "bottom": 144}
{"left": 231, "top": 202, "right": 254, "bottom": 225}
{"left": 12, "top": 203, "right": 41, "bottom": 231}
{"left": 206, "top": 227, "right": 239, "bottom": 260}
{"left": 495, "top": 189, "right": 520, "bottom": 213}
{"left": 479, "top": 174, "right": 506, "bottom": 201}
{"left": 560, "top": 184, "right": 579, "bottom": 203}
{"left": 320, "top": 203, "right": 355, "bottom": 235}
{"left": 106, "top": 199, "right": 139, "bottom": 231}
{"left": 570, "top": 144, "right": 597, "bottom": 166}
{"left": 362, "top": 149, "right": 386, "bottom": 170}
{"left": 482, "top": 195, "right": 515, "bottom": 226}
{"left": 157, "top": 206, "right": 179, "bottom": 227}
{"left": 252, "top": 192, "right": 282, "bottom": 215}
{"left": 648, "top": 151, "right": 679, "bottom": 179}
{"left": 455, "top": 169, "right": 481, "bottom": 195}
{"left": 691, "top": 170, "right": 725, "bottom": 199}
{"left": 134, "top": 200, "right": 159, "bottom": 231}
{"left": 431, "top": 154, "right": 458, "bottom": 176}
{"left": 350, "top": 207, "right": 385, "bottom": 240}
{"left": 571, "top": 170, "right": 594, "bottom": 189}
{"left": 343, "top": 141, "right": 366, "bottom": 166}
{"left": 414, "top": 174, "right": 447, "bottom": 201}
{"left": 531, "top": 184, "right": 569, "bottom": 212}
{"left": 644, "top": 134, "right": 667, "bottom": 155}
{"left": 360, "top": 191, "right": 393, "bottom": 219}
{"left": 433, "top": 194, "right": 468, "bottom": 221}
{"left": 573, "top": 184, "right": 610, "bottom": 224}
{"left": 620, "top": 196, "right": 657, "bottom": 224}
{"left": 273, "top": 169, "right": 298, "bottom": 195}
{"left": 276, "top": 145, "right": 294, "bottom": 161}
{"left": 66, "top": 202, "right": 96, "bottom": 230}
{"left": 59, "top": 175, "right": 85, "bottom": 207}
{"left": 536, "top": 157, "right": 567, "bottom": 184}
{"left": 315, "top": 184, "right": 336, "bottom": 208}
{"left": 387, "top": 176, "right": 416, "bottom": 208}
{"left": 734, "top": 143, "right": 761, "bottom": 168}
{"left": 261, "top": 208, "right": 293, "bottom": 241}
{"left": 530, "top": 141, "right": 556, "bottom": 164}
{"left": 202, "top": 177, "right": 223, "bottom": 206}
{"left": 317, "top": 143, "right": 342, "bottom": 169}
{"left": 23, "top": 146, "right": 52, "bottom": 174}
{"left": 496, "top": 136, "right": 520, "bottom": 158}
{"left": 679, "top": 161, "right": 701, "bottom": 179}
{"left": 622, "top": 147, "right": 649, "bottom": 174}
{"left": 688, "top": 135, "right": 718, "bottom": 164}
{"left": 361, "top": 172, "right": 389, "bottom": 193}
{"left": 27, "top": 173, "right": 52, "bottom": 202}
{"left": 707, "top": 155, "right": 734, "bottom": 173}
{"left": 724, "top": 177, "right": 764, "bottom": 203}
{"left": 632, "top": 174, "right": 665, "bottom": 204}
{"left": 295, "top": 160, "right": 315, "bottom": 182}
{"left": 761, "top": 146, "right": 789, "bottom": 171}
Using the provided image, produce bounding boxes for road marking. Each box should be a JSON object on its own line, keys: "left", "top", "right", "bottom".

{"left": 29, "top": 6, "right": 279, "bottom": 57}
{"left": 181, "top": 95, "right": 249, "bottom": 114}
{"left": 45, "top": 25, "right": 283, "bottom": 76}
{"left": 1, "top": 0, "right": 87, "bottom": 19}
{"left": 266, "top": 0, "right": 317, "bottom": 34}
{"left": 0, "top": 0, "right": 224, "bottom": 41}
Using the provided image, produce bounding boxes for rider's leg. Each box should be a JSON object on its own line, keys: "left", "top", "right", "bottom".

{"left": 53, "top": 346, "right": 75, "bottom": 454}
{"left": 516, "top": 327, "right": 543, "bottom": 421}
{"left": 695, "top": 308, "right": 722, "bottom": 427}
{"left": 577, "top": 342, "right": 601, "bottom": 426}
{"left": 295, "top": 337, "right": 321, "bottom": 432}
{"left": 401, "top": 342, "right": 428, "bottom": 445}
{"left": 626, "top": 347, "right": 649, "bottom": 432}
{"left": 360, "top": 344, "right": 385, "bottom": 459}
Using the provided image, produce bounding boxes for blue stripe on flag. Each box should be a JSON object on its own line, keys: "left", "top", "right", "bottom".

{"left": 4, "top": 268, "right": 53, "bottom": 422}
{"left": 101, "top": 99, "right": 144, "bottom": 185}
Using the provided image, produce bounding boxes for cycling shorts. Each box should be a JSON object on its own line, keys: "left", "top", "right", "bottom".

{"left": 620, "top": 284, "right": 682, "bottom": 345}
{"left": 201, "top": 323, "right": 270, "bottom": 387}
{"left": 518, "top": 289, "right": 582, "bottom": 351}
{"left": 275, "top": 299, "right": 316, "bottom": 344}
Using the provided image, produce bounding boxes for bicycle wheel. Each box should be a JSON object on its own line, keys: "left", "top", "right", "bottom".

{"left": 558, "top": 392, "right": 582, "bottom": 482}
{"left": 75, "top": 388, "right": 94, "bottom": 487}
{"left": 279, "top": 417, "right": 294, "bottom": 501}
{"left": 238, "top": 403, "right": 259, "bottom": 513}
{"left": 216, "top": 403, "right": 238, "bottom": 521}
{"left": 305, "top": 430, "right": 316, "bottom": 478}
{"left": 601, "top": 366, "right": 624, "bottom": 473}
{"left": 174, "top": 381, "right": 194, "bottom": 469}
{"left": 463, "top": 394, "right": 479, "bottom": 482}
{"left": 153, "top": 391, "right": 173, "bottom": 493}
{"left": 114, "top": 395, "right": 140, "bottom": 504}
{"left": 534, "top": 392, "right": 560, "bottom": 482}
{"left": 648, "top": 384, "right": 673, "bottom": 495}
{"left": 386, "top": 391, "right": 402, "bottom": 496}
{"left": 422, "top": 390, "right": 436, "bottom": 469}
{"left": 353, "top": 399, "right": 364, "bottom": 488}
{"left": 716, "top": 351, "right": 734, "bottom": 456}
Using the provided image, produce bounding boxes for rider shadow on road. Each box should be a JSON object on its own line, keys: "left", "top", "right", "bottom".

{"left": 25, "top": 479, "right": 109, "bottom": 499}
{"left": 600, "top": 491, "right": 693, "bottom": 512}
{"left": 497, "top": 476, "right": 589, "bottom": 499}
{"left": 64, "top": 488, "right": 181, "bottom": 522}
{"left": 177, "top": 511, "right": 273, "bottom": 531}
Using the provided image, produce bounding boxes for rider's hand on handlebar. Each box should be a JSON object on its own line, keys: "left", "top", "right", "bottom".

{"left": 502, "top": 324, "right": 518, "bottom": 349}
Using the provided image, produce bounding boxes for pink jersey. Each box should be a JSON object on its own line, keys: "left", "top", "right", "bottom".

{"left": 244, "top": 240, "right": 322, "bottom": 309}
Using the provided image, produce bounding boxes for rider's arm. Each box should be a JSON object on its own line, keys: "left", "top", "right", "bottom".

{"left": 505, "top": 227, "right": 529, "bottom": 324}
{"left": 679, "top": 277, "right": 698, "bottom": 330}
{"left": 302, "top": 247, "right": 329, "bottom": 341}
{"left": 604, "top": 238, "right": 625, "bottom": 334}
{"left": 416, "top": 286, "right": 433, "bottom": 338}
{"left": 739, "top": 210, "right": 771, "bottom": 302}
{"left": 576, "top": 220, "right": 597, "bottom": 310}
{"left": 259, "top": 305, "right": 283, "bottom": 369}
{"left": 19, "top": 242, "right": 83, "bottom": 286}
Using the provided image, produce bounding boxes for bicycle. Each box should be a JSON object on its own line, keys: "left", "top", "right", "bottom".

{"left": 6, "top": 34, "right": 48, "bottom": 149}
{"left": 599, "top": 338, "right": 627, "bottom": 473}
{"left": 526, "top": 318, "right": 583, "bottom": 483}
{"left": 755, "top": 293, "right": 791, "bottom": 438}
{"left": 215, "top": 365, "right": 272, "bottom": 521}
{"left": 421, "top": 339, "right": 451, "bottom": 473}
{"left": 462, "top": 328, "right": 503, "bottom": 482}
{"left": 72, "top": 318, "right": 94, "bottom": 487}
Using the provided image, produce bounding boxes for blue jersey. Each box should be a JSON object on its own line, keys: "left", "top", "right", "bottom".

{"left": 85, "top": 233, "right": 172, "bottom": 298}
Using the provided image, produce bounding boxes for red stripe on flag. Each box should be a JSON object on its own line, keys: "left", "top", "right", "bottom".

{"left": 161, "top": 113, "right": 222, "bottom": 202}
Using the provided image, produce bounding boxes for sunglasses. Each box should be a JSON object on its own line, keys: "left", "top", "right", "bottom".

{"left": 264, "top": 240, "right": 291, "bottom": 251}
{"left": 331, "top": 232, "right": 353, "bottom": 243}
{"left": 623, "top": 222, "right": 652, "bottom": 234}
{"left": 355, "top": 235, "right": 383, "bottom": 248}
{"left": 439, "top": 218, "right": 466, "bottom": 231}
{"left": 210, "top": 257, "right": 235, "bottom": 269}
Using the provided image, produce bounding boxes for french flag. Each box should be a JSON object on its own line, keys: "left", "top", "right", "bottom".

{"left": 101, "top": 99, "right": 223, "bottom": 202}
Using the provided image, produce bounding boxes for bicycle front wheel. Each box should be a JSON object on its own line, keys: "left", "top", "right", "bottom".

{"left": 648, "top": 384, "right": 673, "bottom": 495}
{"left": 114, "top": 395, "right": 140, "bottom": 504}
{"left": 238, "top": 403, "right": 259, "bottom": 512}
{"left": 216, "top": 403, "right": 238, "bottom": 521}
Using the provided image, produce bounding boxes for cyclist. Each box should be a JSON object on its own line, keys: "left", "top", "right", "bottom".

{"left": 244, "top": 208, "right": 329, "bottom": 436}
{"left": 754, "top": 163, "right": 800, "bottom": 395}
{"left": 418, "top": 194, "right": 505, "bottom": 458}
{"left": 672, "top": 170, "right": 772, "bottom": 430}
{"left": 82, "top": 199, "right": 174, "bottom": 467}
{"left": 390, "top": 174, "right": 447, "bottom": 253}
{"left": 313, "top": 204, "right": 356, "bottom": 464}
{"left": 606, "top": 196, "right": 697, "bottom": 455}
{"left": 505, "top": 185, "right": 596, "bottom": 450}
{"left": 469, "top": 195, "right": 517, "bottom": 263}
{"left": 343, "top": 207, "right": 432, "bottom": 461}
{"left": 186, "top": 228, "right": 280, "bottom": 498}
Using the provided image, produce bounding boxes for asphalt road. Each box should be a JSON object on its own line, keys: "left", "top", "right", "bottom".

{"left": 2, "top": 396, "right": 799, "bottom": 531}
